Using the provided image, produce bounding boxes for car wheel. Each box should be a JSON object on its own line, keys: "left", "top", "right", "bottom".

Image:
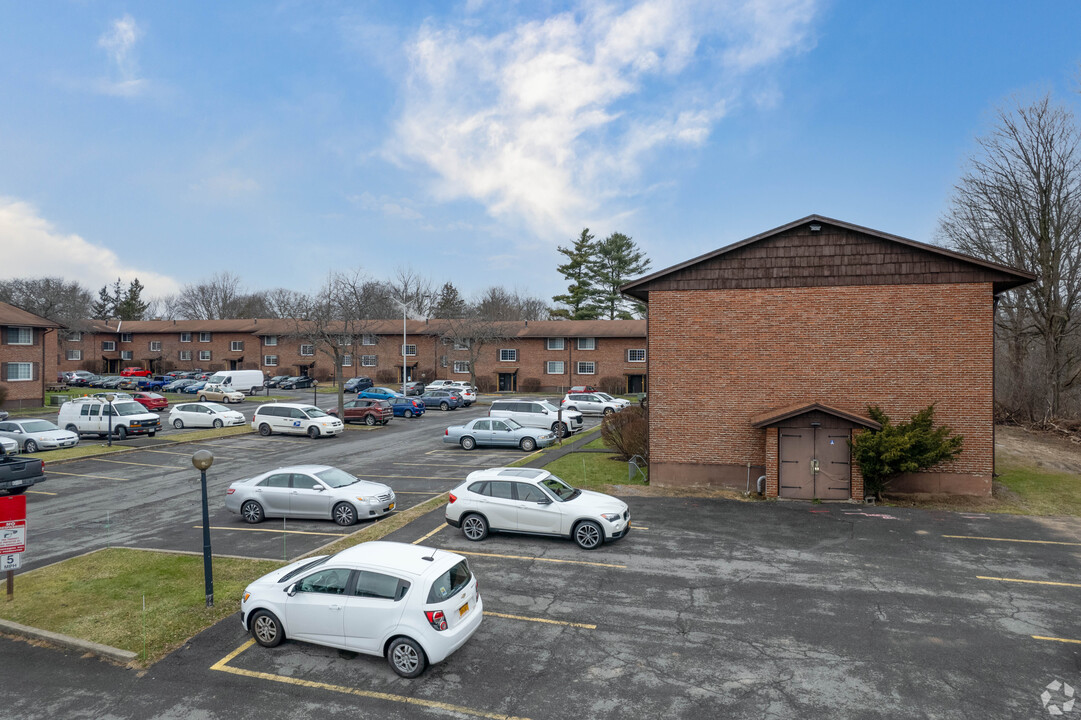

{"left": 519, "top": 437, "right": 536, "bottom": 452}
{"left": 148, "top": 431, "right": 156, "bottom": 438}
{"left": 250, "top": 610, "right": 283, "bottom": 648}
{"left": 115, "top": 426, "right": 127, "bottom": 441}
{"left": 333, "top": 502, "right": 357, "bottom": 526}
{"left": 404, "top": 409, "right": 413, "bottom": 418}
{"left": 365, "top": 414, "right": 376, "bottom": 426}
{"left": 213, "top": 419, "right": 223, "bottom": 429}
{"left": 387, "top": 637, "right": 427, "bottom": 679}
{"left": 249, "top": 387, "right": 257, "bottom": 396}
{"left": 603, "top": 407, "right": 614, "bottom": 415}
{"left": 460, "top": 436, "right": 476, "bottom": 451}
{"left": 574, "top": 520, "right": 603, "bottom": 550}
{"left": 461, "top": 513, "right": 488, "bottom": 541}
{"left": 440, "top": 402, "right": 449, "bottom": 411}
{"left": 23, "top": 440, "right": 38, "bottom": 453}
{"left": 241, "top": 500, "right": 264, "bottom": 524}
{"left": 65, "top": 424, "right": 79, "bottom": 434}
{"left": 566, "top": 406, "right": 577, "bottom": 413}
{"left": 199, "top": 395, "right": 207, "bottom": 402}
{"left": 307, "top": 426, "right": 320, "bottom": 439}
{"left": 173, "top": 419, "right": 184, "bottom": 429}
{"left": 258, "top": 423, "right": 272, "bottom": 436}
{"left": 553, "top": 421, "right": 569, "bottom": 438}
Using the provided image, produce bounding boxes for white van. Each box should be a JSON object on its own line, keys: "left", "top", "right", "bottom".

{"left": 251, "top": 403, "right": 344, "bottom": 438}
{"left": 488, "top": 399, "right": 583, "bottom": 437}
{"left": 58, "top": 397, "right": 162, "bottom": 440}
{"left": 206, "top": 370, "right": 266, "bottom": 396}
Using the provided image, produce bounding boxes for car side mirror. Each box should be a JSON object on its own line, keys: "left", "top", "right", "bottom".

{"left": 285, "top": 583, "right": 297, "bottom": 597}
{"left": 312, "top": 485, "right": 324, "bottom": 491}
{"left": 537, "top": 498, "right": 552, "bottom": 505}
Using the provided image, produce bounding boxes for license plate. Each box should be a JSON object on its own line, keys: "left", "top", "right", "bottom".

{"left": 459, "top": 602, "right": 469, "bottom": 617}
{"left": 388, "top": 502, "right": 395, "bottom": 511}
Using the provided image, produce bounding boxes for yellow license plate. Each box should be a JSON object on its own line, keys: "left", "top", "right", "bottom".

{"left": 389, "top": 502, "right": 395, "bottom": 510}
{"left": 459, "top": 602, "right": 469, "bottom": 617}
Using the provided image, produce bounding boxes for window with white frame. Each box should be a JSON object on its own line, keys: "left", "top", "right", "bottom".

{"left": 361, "top": 355, "right": 377, "bottom": 367}
{"left": 546, "top": 337, "right": 564, "bottom": 351}
{"left": 341, "top": 354, "right": 352, "bottom": 366}
{"left": 453, "top": 361, "right": 470, "bottom": 374}
{"left": 199, "top": 350, "right": 211, "bottom": 361}
{"left": 231, "top": 341, "right": 244, "bottom": 352}
{"left": 102, "top": 340, "right": 116, "bottom": 351}
{"left": 149, "top": 341, "right": 162, "bottom": 352}
{"left": 402, "top": 344, "right": 416, "bottom": 356}
{"left": 5, "top": 362, "right": 32, "bottom": 381}
{"left": 180, "top": 332, "right": 192, "bottom": 343}
{"left": 454, "top": 338, "right": 471, "bottom": 350}
{"left": 440, "top": 355, "right": 448, "bottom": 368}
{"left": 66, "top": 350, "right": 82, "bottom": 361}
{"left": 6, "top": 327, "right": 32, "bottom": 345}
{"left": 199, "top": 332, "right": 212, "bottom": 342}
{"left": 627, "top": 349, "right": 646, "bottom": 363}
{"left": 337, "top": 336, "right": 351, "bottom": 346}
{"left": 300, "top": 344, "right": 314, "bottom": 356}
{"left": 576, "top": 361, "right": 595, "bottom": 375}
{"left": 264, "top": 335, "right": 278, "bottom": 346}
{"left": 362, "top": 334, "right": 377, "bottom": 346}
{"left": 499, "top": 348, "right": 517, "bottom": 362}
{"left": 546, "top": 361, "right": 565, "bottom": 374}
{"left": 179, "top": 350, "right": 192, "bottom": 361}
{"left": 264, "top": 355, "right": 278, "bottom": 366}
{"left": 121, "top": 351, "right": 133, "bottom": 360}
{"left": 577, "top": 337, "right": 596, "bottom": 351}
{"left": 66, "top": 331, "right": 82, "bottom": 342}
{"left": 120, "top": 332, "right": 133, "bottom": 343}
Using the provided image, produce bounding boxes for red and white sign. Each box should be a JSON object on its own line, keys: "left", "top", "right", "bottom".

{"left": 0, "top": 496, "right": 27, "bottom": 555}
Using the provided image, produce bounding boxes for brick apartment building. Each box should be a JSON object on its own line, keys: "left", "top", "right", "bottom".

{"left": 622, "top": 215, "right": 1035, "bottom": 498}
{"left": 0, "top": 301, "right": 60, "bottom": 410}
{"left": 57, "top": 318, "right": 647, "bottom": 395}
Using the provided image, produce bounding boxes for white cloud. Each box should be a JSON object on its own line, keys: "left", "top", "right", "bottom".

{"left": 0, "top": 197, "right": 181, "bottom": 296}
{"left": 97, "top": 14, "right": 146, "bottom": 96}
{"left": 390, "top": 0, "right": 818, "bottom": 236}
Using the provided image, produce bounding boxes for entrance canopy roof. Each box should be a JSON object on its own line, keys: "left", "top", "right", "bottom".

{"left": 751, "top": 402, "right": 881, "bottom": 430}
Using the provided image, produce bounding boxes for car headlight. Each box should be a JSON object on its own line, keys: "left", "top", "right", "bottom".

{"left": 357, "top": 496, "right": 373, "bottom": 504}
{"left": 600, "top": 513, "right": 622, "bottom": 522}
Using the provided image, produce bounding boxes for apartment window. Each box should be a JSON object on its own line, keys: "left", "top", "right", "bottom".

{"left": 179, "top": 332, "right": 192, "bottom": 343}
{"left": 341, "top": 354, "right": 352, "bottom": 367}
{"left": 66, "top": 331, "right": 82, "bottom": 342}
{"left": 402, "top": 344, "right": 417, "bottom": 357}
{"left": 546, "top": 361, "right": 565, "bottom": 375}
{"left": 300, "top": 344, "right": 314, "bottom": 357}
{"left": 361, "top": 355, "right": 377, "bottom": 367}
{"left": 264, "top": 335, "right": 278, "bottom": 346}
{"left": 120, "top": 332, "right": 133, "bottom": 343}
{"left": 337, "top": 336, "right": 351, "bottom": 346}
{"left": 102, "top": 341, "right": 116, "bottom": 352}
{"left": 199, "top": 332, "right": 212, "bottom": 342}
{"left": 362, "top": 334, "right": 377, "bottom": 346}
{"left": 6, "top": 327, "right": 32, "bottom": 345}
{"left": 577, "top": 337, "right": 596, "bottom": 351}
{"left": 546, "top": 337, "right": 564, "bottom": 351}
{"left": 264, "top": 355, "right": 278, "bottom": 367}
{"left": 149, "top": 341, "right": 162, "bottom": 352}
{"left": 231, "top": 341, "right": 244, "bottom": 352}
{"left": 179, "top": 350, "right": 192, "bottom": 361}
{"left": 440, "top": 355, "right": 448, "bottom": 368}
{"left": 453, "top": 361, "right": 470, "bottom": 374}
{"left": 5, "top": 362, "right": 32, "bottom": 381}
{"left": 454, "top": 338, "right": 471, "bottom": 350}
{"left": 121, "top": 351, "right": 133, "bottom": 361}
{"left": 627, "top": 349, "right": 646, "bottom": 363}
{"left": 199, "top": 350, "right": 211, "bottom": 361}
{"left": 499, "top": 348, "right": 517, "bottom": 362}
{"left": 577, "top": 361, "right": 595, "bottom": 375}
{"left": 66, "top": 350, "right": 82, "bottom": 361}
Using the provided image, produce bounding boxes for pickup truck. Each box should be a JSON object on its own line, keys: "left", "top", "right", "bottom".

{"left": 0, "top": 442, "right": 46, "bottom": 495}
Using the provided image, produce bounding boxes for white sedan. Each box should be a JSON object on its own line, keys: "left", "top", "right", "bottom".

{"left": 168, "top": 402, "right": 246, "bottom": 429}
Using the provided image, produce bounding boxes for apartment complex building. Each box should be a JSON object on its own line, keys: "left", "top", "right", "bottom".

{"left": 0, "top": 301, "right": 60, "bottom": 410}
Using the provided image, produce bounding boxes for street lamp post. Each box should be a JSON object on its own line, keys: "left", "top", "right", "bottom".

{"left": 191, "top": 450, "right": 215, "bottom": 608}
{"left": 105, "top": 393, "right": 115, "bottom": 447}
{"left": 398, "top": 295, "right": 430, "bottom": 397}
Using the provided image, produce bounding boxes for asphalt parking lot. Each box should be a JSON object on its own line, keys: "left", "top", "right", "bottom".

{"left": 5, "top": 407, "right": 1081, "bottom": 719}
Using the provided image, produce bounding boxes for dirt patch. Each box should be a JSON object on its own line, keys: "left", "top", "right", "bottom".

{"left": 996, "top": 424, "right": 1081, "bottom": 474}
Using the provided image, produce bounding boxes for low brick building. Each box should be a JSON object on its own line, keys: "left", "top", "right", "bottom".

{"left": 622, "top": 215, "right": 1035, "bottom": 498}
{"left": 0, "top": 302, "right": 60, "bottom": 410}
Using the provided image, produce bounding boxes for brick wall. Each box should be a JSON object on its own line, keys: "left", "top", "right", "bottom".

{"left": 1, "top": 326, "right": 58, "bottom": 409}
{"left": 648, "top": 283, "right": 994, "bottom": 494}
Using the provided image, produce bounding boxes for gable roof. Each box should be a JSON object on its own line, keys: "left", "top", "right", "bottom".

{"left": 0, "top": 301, "right": 61, "bottom": 329}
{"left": 750, "top": 402, "right": 881, "bottom": 430}
{"left": 621, "top": 214, "right": 1037, "bottom": 301}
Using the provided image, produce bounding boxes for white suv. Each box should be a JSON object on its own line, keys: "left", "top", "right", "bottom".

{"left": 489, "top": 398, "right": 583, "bottom": 437}
{"left": 560, "top": 393, "right": 624, "bottom": 416}
{"left": 240, "top": 541, "right": 483, "bottom": 677}
{"left": 251, "top": 403, "right": 344, "bottom": 438}
{"left": 446, "top": 382, "right": 476, "bottom": 406}
{"left": 445, "top": 467, "right": 631, "bottom": 550}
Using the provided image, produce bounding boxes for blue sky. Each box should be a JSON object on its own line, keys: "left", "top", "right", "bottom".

{"left": 1, "top": 1, "right": 1079, "bottom": 305}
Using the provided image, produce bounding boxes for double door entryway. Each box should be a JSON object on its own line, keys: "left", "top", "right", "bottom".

{"left": 778, "top": 426, "right": 851, "bottom": 500}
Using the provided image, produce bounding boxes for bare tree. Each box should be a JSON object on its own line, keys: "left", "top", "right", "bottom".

{"left": 173, "top": 272, "right": 246, "bottom": 319}
{"left": 263, "top": 288, "right": 311, "bottom": 319}
{"left": 939, "top": 94, "right": 1081, "bottom": 419}
{"left": 437, "top": 314, "right": 518, "bottom": 391}
{"left": 0, "top": 277, "right": 94, "bottom": 330}
{"left": 474, "top": 286, "right": 550, "bottom": 321}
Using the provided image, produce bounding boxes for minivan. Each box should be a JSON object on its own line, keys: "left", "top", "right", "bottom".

{"left": 488, "top": 399, "right": 583, "bottom": 437}
{"left": 251, "top": 403, "right": 344, "bottom": 438}
{"left": 206, "top": 370, "right": 266, "bottom": 396}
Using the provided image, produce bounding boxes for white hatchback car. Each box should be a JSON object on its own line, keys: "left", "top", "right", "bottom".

{"left": 240, "top": 541, "right": 483, "bottom": 678}
{"left": 446, "top": 467, "right": 631, "bottom": 550}
{"left": 169, "top": 402, "right": 246, "bottom": 429}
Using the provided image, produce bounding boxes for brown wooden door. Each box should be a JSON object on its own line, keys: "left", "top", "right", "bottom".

{"left": 778, "top": 428, "right": 814, "bottom": 499}
{"left": 815, "top": 430, "right": 851, "bottom": 499}
{"left": 778, "top": 427, "right": 851, "bottom": 500}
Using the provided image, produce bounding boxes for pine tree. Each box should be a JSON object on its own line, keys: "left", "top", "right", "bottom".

{"left": 589, "top": 232, "right": 651, "bottom": 320}
{"left": 116, "top": 278, "right": 149, "bottom": 320}
{"left": 91, "top": 279, "right": 122, "bottom": 319}
{"left": 551, "top": 228, "right": 600, "bottom": 320}
{"left": 432, "top": 282, "right": 467, "bottom": 318}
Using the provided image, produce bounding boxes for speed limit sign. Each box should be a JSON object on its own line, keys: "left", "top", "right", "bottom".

{"left": 0, "top": 553, "right": 20, "bottom": 571}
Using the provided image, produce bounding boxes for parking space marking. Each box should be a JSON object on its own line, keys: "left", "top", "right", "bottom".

{"left": 210, "top": 639, "right": 532, "bottom": 720}
{"left": 357, "top": 474, "right": 465, "bottom": 481}
{"left": 943, "top": 535, "right": 1081, "bottom": 547}
{"left": 1033, "top": 636, "right": 1081, "bottom": 644}
{"left": 393, "top": 462, "right": 493, "bottom": 468}
{"left": 394, "top": 491, "right": 446, "bottom": 495}
{"left": 92, "top": 458, "right": 179, "bottom": 469}
{"left": 412, "top": 525, "right": 448, "bottom": 544}
{"left": 49, "top": 470, "right": 131, "bottom": 481}
{"left": 978, "top": 576, "right": 1081, "bottom": 588}
{"left": 486, "top": 611, "right": 596, "bottom": 629}
{"left": 451, "top": 549, "right": 626, "bottom": 569}
{"left": 194, "top": 525, "right": 347, "bottom": 538}
{"left": 141, "top": 449, "right": 234, "bottom": 460}
{"left": 27, "top": 489, "right": 57, "bottom": 496}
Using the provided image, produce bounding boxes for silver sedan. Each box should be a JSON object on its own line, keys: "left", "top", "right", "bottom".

{"left": 443, "top": 417, "right": 557, "bottom": 452}
{"left": 0, "top": 419, "right": 79, "bottom": 453}
{"left": 225, "top": 465, "right": 396, "bottom": 526}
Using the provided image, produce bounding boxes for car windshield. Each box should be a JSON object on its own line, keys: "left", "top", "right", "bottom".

{"left": 278, "top": 556, "right": 329, "bottom": 584}
{"left": 314, "top": 467, "right": 360, "bottom": 488}
{"left": 143, "top": 393, "right": 164, "bottom": 399}
{"left": 20, "top": 420, "right": 57, "bottom": 432}
{"left": 303, "top": 406, "right": 328, "bottom": 418}
{"left": 503, "top": 418, "right": 523, "bottom": 430}
{"left": 538, "top": 401, "right": 559, "bottom": 413}
{"left": 114, "top": 402, "right": 149, "bottom": 416}
{"left": 540, "top": 474, "right": 581, "bottom": 501}
{"left": 204, "top": 403, "right": 230, "bottom": 413}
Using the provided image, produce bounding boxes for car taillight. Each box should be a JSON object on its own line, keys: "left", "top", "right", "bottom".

{"left": 448, "top": 493, "right": 457, "bottom": 503}
{"left": 39, "top": 461, "right": 45, "bottom": 472}
{"left": 425, "top": 610, "right": 448, "bottom": 631}
{"left": 444, "top": 428, "right": 449, "bottom": 436}
{"left": 226, "top": 488, "right": 235, "bottom": 494}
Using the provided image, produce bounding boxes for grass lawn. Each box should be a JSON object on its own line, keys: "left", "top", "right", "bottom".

{"left": 543, "top": 451, "right": 648, "bottom": 492}
{"left": 990, "top": 461, "right": 1081, "bottom": 515}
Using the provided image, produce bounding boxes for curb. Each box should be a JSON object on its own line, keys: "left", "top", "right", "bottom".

{"left": 0, "top": 617, "right": 137, "bottom": 664}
